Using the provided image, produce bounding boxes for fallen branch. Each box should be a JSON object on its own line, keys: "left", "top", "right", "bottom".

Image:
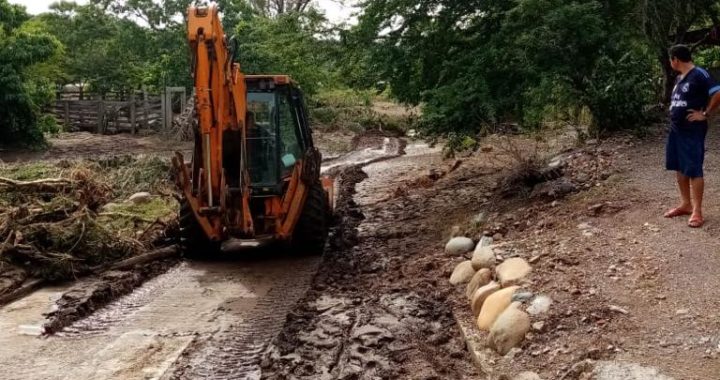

{"left": 0, "top": 278, "right": 45, "bottom": 306}
{"left": 0, "top": 177, "right": 74, "bottom": 192}
{"left": 98, "top": 245, "right": 179, "bottom": 272}
{"left": 98, "top": 212, "right": 157, "bottom": 224}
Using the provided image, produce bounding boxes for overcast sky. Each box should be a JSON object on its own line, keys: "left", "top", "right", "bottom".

{"left": 7, "top": 0, "right": 356, "bottom": 24}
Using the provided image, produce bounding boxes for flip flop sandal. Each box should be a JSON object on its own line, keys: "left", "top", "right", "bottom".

{"left": 664, "top": 207, "right": 692, "bottom": 218}
{"left": 688, "top": 217, "right": 704, "bottom": 228}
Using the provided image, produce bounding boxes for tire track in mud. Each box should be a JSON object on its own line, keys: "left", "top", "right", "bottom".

{"left": 166, "top": 259, "right": 320, "bottom": 380}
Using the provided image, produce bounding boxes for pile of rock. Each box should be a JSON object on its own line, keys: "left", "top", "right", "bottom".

{"left": 447, "top": 236, "right": 550, "bottom": 356}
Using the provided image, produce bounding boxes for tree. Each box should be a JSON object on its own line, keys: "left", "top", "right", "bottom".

{"left": 0, "top": 1, "right": 61, "bottom": 146}
{"left": 640, "top": 0, "right": 718, "bottom": 102}
{"left": 234, "top": 9, "right": 341, "bottom": 95}
{"left": 350, "top": 0, "right": 656, "bottom": 135}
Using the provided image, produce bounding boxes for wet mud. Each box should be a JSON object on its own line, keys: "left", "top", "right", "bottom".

{"left": 44, "top": 258, "right": 179, "bottom": 334}
{"left": 261, "top": 146, "right": 486, "bottom": 379}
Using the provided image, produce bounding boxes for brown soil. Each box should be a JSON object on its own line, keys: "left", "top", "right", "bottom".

{"left": 0, "top": 132, "right": 191, "bottom": 163}
{"left": 0, "top": 267, "right": 29, "bottom": 297}
{"left": 467, "top": 129, "right": 720, "bottom": 380}
{"left": 5, "top": 124, "right": 716, "bottom": 379}
{"left": 263, "top": 125, "right": 720, "bottom": 379}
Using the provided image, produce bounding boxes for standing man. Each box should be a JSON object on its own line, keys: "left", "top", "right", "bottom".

{"left": 665, "top": 45, "right": 720, "bottom": 227}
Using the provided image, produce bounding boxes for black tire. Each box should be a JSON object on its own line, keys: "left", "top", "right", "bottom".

{"left": 179, "top": 199, "right": 219, "bottom": 258}
{"left": 292, "top": 182, "right": 330, "bottom": 255}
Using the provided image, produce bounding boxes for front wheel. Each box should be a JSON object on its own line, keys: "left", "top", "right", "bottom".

{"left": 292, "top": 182, "right": 330, "bottom": 255}
{"left": 178, "top": 199, "right": 219, "bottom": 258}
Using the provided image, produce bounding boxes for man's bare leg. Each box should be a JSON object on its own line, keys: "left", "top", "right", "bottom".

{"left": 665, "top": 172, "right": 693, "bottom": 217}
{"left": 689, "top": 177, "right": 704, "bottom": 226}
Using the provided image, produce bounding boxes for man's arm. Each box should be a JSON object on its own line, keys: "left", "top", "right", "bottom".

{"left": 706, "top": 91, "right": 720, "bottom": 115}
{"left": 687, "top": 90, "right": 720, "bottom": 122}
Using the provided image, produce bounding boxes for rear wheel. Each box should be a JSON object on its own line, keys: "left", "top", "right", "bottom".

{"left": 179, "top": 199, "right": 219, "bottom": 258}
{"left": 292, "top": 181, "right": 330, "bottom": 255}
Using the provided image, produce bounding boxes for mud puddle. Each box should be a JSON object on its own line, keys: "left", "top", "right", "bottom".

{"left": 321, "top": 136, "right": 406, "bottom": 174}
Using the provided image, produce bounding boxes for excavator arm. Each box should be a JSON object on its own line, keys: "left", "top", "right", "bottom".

{"left": 173, "top": 5, "right": 332, "bottom": 255}
{"left": 173, "top": 5, "right": 254, "bottom": 241}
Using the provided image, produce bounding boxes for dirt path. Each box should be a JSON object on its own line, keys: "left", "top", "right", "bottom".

{"left": 4, "top": 127, "right": 719, "bottom": 379}
{"left": 576, "top": 131, "right": 720, "bottom": 379}
{"left": 0, "top": 134, "right": 410, "bottom": 380}
{"left": 443, "top": 130, "right": 720, "bottom": 379}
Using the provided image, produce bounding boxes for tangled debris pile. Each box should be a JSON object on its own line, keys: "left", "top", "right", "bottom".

{"left": 0, "top": 156, "right": 177, "bottom": 294}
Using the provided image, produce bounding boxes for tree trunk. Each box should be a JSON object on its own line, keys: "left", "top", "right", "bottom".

{"left": 659, "top": 48, "right": 676, "bottom": 105}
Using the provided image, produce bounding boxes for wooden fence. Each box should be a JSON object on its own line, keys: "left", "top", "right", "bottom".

{"left": 47, "top": 87, "right": 186, "bottom": 135}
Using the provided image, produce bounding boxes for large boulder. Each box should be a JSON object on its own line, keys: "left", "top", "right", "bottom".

{"left": 477, "top": 285, "right": 519, "bottom": 330}
{"left": 496, "top": 258, "right": 532, "bottom": 287}
{"left": 445, "top": 237, "right": 474, "bottom": 255}
{"left": 471, "top": 281, "right": 500, "bottom": 316}
{"left": 465, "top": 268, "right": 493, "bottom": 299}
{"left": 449, "top": 260, "right": 476, "bottom": 285}
{"left": 488, "top": 302, "right": 531, "bottom": 355}
{"left": 471, "top": 244, "right": 496, "bottom": 270}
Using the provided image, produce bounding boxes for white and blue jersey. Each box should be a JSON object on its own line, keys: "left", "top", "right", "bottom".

{"left": 670, "top": 66, "right": 720, "bottom": 131}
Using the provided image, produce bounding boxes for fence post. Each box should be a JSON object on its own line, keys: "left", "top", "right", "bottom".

{"left": 130, "top": 93, "right": 137, "bottom": 135}
{"left": 64, "top": 101, "right": 70, "bottom": 129}
{"left": 165, "top": 87, "right": 173, "bottom": 131}
{"left": 161, "top": 89, "right": 167, "bottom": 132}
{"left": 97, "top": 100, "right": 105, "bottom": 134}
{"left": 180, "top": 88, "right": 187, "bottom": 113}
{"left": 142, "top": 87, "right": 149, "bottom": 130}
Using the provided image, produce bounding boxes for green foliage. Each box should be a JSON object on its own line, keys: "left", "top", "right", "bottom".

{"left": 235, "top": 10, "right": 340, "bottom": 95}
{"left": 352, "top": 0, "right": 659, "bottom": 136}
{"left": 37, "top": 114, "right": 62, "bottom": 135}
{"left": 443, "top": 133, "right": 478, "bottom": 158}
{"left": 0, "top": 0, "right": 61, "bottom": 147}
{"left": 38, "top": 2, "right": 172, "bottom": 93}
{"left": 584, "top": 51, "right": 656, "bottom": 133}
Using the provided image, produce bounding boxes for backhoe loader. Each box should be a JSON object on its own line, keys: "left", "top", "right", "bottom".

{"left": 172, "top": 5, "right": 333, "bottom": 255}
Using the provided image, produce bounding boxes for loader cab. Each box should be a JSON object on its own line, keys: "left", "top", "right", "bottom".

{"left": 245, "top": 75, "right": 313, "bottom": 195}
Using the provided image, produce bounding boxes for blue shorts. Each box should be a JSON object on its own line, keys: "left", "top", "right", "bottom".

{"left": 666, "top": 126, "right": 707, "bottom": 178}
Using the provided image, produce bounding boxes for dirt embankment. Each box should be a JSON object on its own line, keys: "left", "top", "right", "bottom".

{"left": 460, "top": 130, "right": 720, "bottom": 380}
{"left": 350, "top": 128, "right": 718, "bottom": 380}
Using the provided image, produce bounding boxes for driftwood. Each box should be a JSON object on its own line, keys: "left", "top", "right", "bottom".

{"left": 105, "top": 245, "right": 178, "bottom": 271}
{"left": 0, "top": 278, "right": 45, "bottom": 306}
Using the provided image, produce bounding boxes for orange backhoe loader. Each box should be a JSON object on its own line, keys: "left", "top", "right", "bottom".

{"left": 172, "top": 5, "right": 333, "bottom": 255}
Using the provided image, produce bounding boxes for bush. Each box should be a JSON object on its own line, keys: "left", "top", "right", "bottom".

{"left": 584, "top": 51, "right": 656, "bottom": 134}
{"left": 38, "top": 114, "right": 61, "bottom": 135}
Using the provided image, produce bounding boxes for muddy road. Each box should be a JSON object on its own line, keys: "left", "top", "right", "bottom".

{"left": 0, "top": 136, "right": 440, "bottom": 380}
{"left": 0, "top": 258, "right": 320, "bottom": 380}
